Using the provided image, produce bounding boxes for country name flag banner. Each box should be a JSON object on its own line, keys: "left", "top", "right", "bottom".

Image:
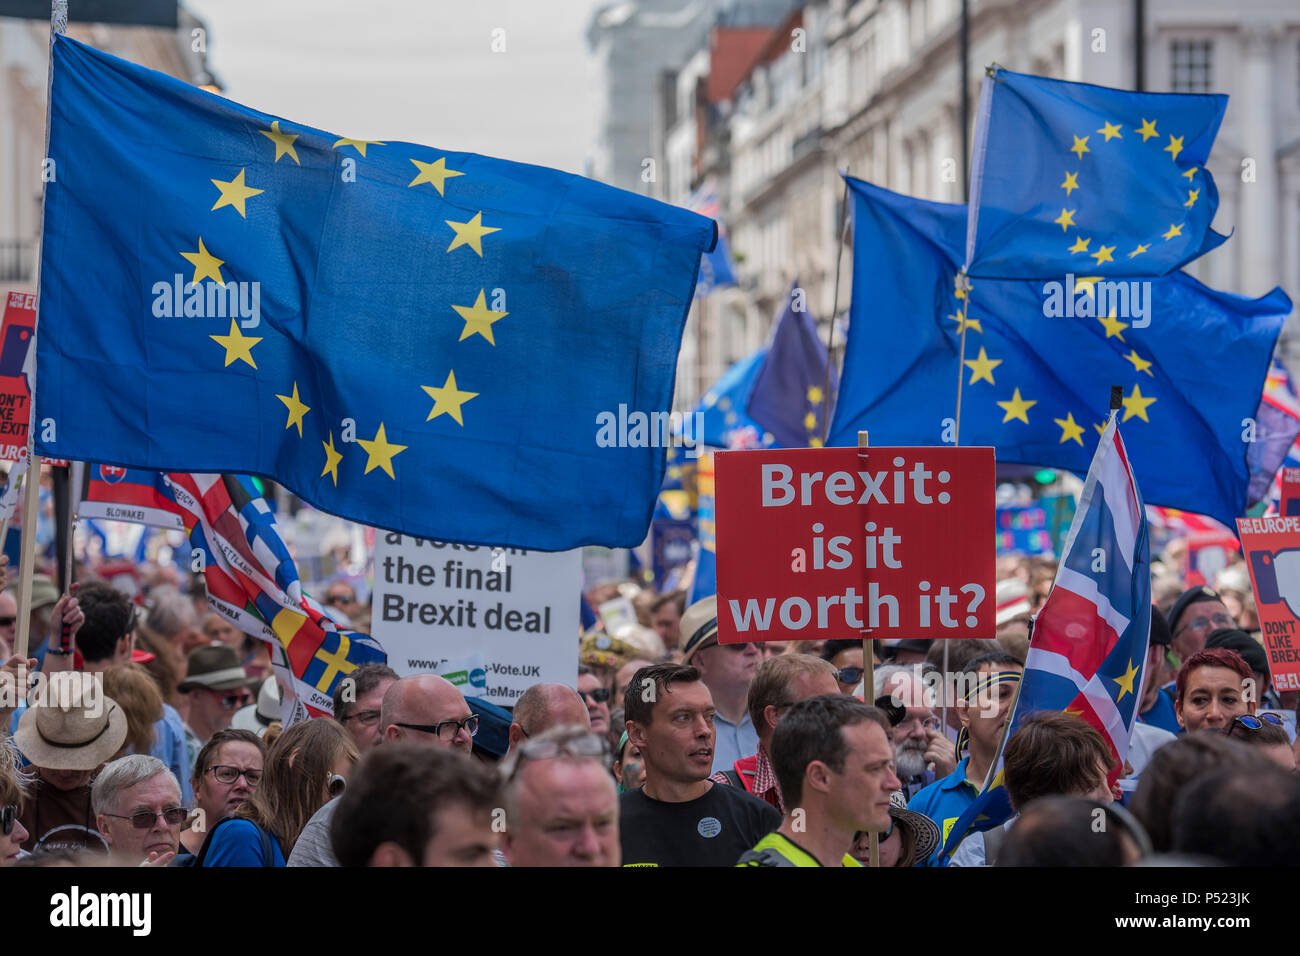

{"left": 77, "top": 466, "right": 184, "bottom": 530}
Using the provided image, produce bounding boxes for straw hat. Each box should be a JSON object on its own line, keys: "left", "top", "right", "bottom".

{"left": 14, "top": 689, "right": 127, "bottom": 771}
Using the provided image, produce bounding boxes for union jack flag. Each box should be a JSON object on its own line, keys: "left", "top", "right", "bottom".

{"left": 942, "top": 413, "right": 1150, "bottom": 860}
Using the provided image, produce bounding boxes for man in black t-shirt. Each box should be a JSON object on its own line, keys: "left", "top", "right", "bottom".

{"left": 619, "top": 663, "right": 780, "bottom": 866}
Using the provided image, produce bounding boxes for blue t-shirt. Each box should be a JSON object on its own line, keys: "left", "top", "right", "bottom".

{"left": 1140, "top": 686, "right": 1182, "bottom": 735}
{"left": 201, "top": 819, "right": 286, "bottom": 867}
{"left": 907, "top": 755, "right": 980, "bottom": 866}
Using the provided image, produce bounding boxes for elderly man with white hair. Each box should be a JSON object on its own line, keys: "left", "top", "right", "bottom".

{"left": 92, "top": 754, "right": 185, "bottom": 866}
{"left": 874, "top": 664, "right": 956, "bottom": 800}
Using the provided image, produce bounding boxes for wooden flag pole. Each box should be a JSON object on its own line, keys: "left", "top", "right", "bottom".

{"left": 15, "top": 0, "right": 68, "bottom": 659}
{"left": 857, "top": 429, "right": 879, "bottom": 867}
{"left": 821, "top": 166, "right": 852, "bottom": 445}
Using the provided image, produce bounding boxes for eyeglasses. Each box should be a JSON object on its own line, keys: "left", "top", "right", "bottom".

{"left": 578, "top": 687, "right": 610, "bottom": 704}
{"left": 206, "top": 765, "right": 262, "bottom": 786}
{"left": 339, "top": 708, "right": 381, "bottom": 726}
{"left": 1, "top": 804, "right": 16, "bottom": 836}
{"left": 1174, "top": 612, "right": 1235, "bottom": 636}
{"left": 102, "top": 807, "right": 188, "bottom": 829}
{"left": 838, "top": 666, "right": 866, "bottom": 685}
{"left": 209, "top": 690, "right": 253, "bottom": 710}
{"left": 0, "top": 616, "right": 15, "bottom": 628}
{"left": 898, "top": 714, "right": 942, "bottom": 733}
{"left": 325, "top": 594, "right": 353, "bottom": 607}
{"left": 1227, "top": 713, "right": 1285, "bottom": 735}
{"left": 505, "top": 731, "right": 609, "bottom": 781}
{"left": 393, "top": 714, "right": 480, "bottom": 740}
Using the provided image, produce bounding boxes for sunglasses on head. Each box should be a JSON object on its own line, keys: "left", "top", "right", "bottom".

{"left": 102, "top": 807, "right": 188, "bottom": 830}
{"left": 1227, "top": 713, "right": 1285, "bottom": 736}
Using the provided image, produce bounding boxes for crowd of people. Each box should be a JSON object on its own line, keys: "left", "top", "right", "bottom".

{"left": 0, "top": 535, "right": 1297, "bottom": 869}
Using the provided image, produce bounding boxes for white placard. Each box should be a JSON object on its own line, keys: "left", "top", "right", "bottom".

{"left": 372, "top": 534, "right": 580, "bottom": 705}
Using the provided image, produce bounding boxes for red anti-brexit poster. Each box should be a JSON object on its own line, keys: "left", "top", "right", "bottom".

{"left": 714, "top": 446, "right": 996, "bottom": 642}
{"left": 0, "top": 291, "right": 36, "bottom": 462}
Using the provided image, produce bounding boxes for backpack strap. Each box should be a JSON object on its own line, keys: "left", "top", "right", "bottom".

{"left": 193, "top": 815, "right": 280, "bottom": 867}
{"left": 719, "top": 769, "right": 743, "bottom": 788}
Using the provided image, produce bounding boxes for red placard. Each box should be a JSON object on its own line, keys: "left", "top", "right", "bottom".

{"left": 715, "top": 446, "right": 995, "bottom": 642}
{"left": 1281, "top": 467, "right": 1300, "bottom": 519}
{"left": 0, "top": 291, "right": 35, "bottom": 461}
{"left": 1236, "top": 516, "right": 1300, "bottom": 692}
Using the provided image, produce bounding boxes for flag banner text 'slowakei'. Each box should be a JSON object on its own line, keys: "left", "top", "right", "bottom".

{"left": 966, "top": 68, "right": 1228, "bottom": 279}
{"left": 37, "top": 35, "right": 716, "bottom": 552}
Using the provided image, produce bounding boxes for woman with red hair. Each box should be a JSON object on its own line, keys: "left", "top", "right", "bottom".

{"left": 1174, "top": 648, "right": 1256, "bottom": 733}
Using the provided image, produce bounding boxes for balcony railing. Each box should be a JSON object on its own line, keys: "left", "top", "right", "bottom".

{"left": 0, "top": 240, "right": 36, "bottom": 284}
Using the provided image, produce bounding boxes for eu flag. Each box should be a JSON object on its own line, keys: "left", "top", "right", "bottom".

{"left": 746, "top": 282, "right": 836, "bottom": 448}
{"left": 828, "top": 177, "right": 1291, "bottom": 529}
{"left": 967, "top": 67, "right": 1228, "bottom": 279}
{"left": 693, "top": 349, "right": 775, "bottom": 450}
{"left": 37, "top": 36, "right": 715, "bottom": 552}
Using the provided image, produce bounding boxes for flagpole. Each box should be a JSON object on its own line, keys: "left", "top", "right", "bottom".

{"left": 14, "top": 0, "right": 67, "bottom": 660}
{"left": 821, "top": 166, "right": 851, "bottom": 445}
{"left": 856, "top": 429, "right": 879, "bottom": 867}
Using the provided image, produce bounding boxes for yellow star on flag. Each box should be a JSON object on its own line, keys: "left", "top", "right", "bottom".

{"left": 1097, "top": 312, "right": 1128, "bottom": 341}
{"left": 1113, "top": 658, "right": 1140, "bottom": 701}
{"left": 333, "top": 137, "right": 386, "bottom": 157}
{"left": 809, "top": 437, "right": 824, "bottom": 448}
{"left": 421, "top": 371, "right": 478, "bottom": 426}
{"left": 1163, "top": 223, "right": 1183, "bottom": 241}
{"left": 1068, "top": 235, "right": 1091, "bottom": 254}
{"left": 948, "top": 309, "right": 982, "bottom": 334}
{"left": 1184, "top": 188, "right": 1200, "bottom": 207}
{"left": 357, "top": 423, "right": 407, "bottom": 478}
{"left": 1090, "top": 244, "right": 1116, "bottom": 265}
{"left": 210, "top": 319, "right": 261, "bottom": 369}
{"left": 1060, "top": 171, "right": 1079, "bottom": 196}
{"left": 1164, "top": 135, "right": 1184, "bottom": 163}
{"left": 1054, "top": 412, "right": 1085, "bottom": 446}
{"left": 445, "top": 211, "right": 500, "bottom": 256}
{"left": 1074, "top": 276, "right": 1102, "bottom": 298}
{"left": 452, "top": 290, "right": 508, "bottom": 345}
{"left": 1070, "top": 135, "right": 1090, "bottom": 159}
{"left": 1182, "top": 166, "right": 1197, "bottom": 181}
{"left": 807, "top": 386, "right": 824, "bottom": 404}
{"left": 409, "top": 157, "right": 464, "bottom": 196}
{"left": 1124, "top": 349, "right": 1153, "bottom": 376}
{"left": 1053, "top": 208, "right": 1076, "bottom": 232}
{"left": 210, "top": 168, "right": 264, "bottom": 218}
{"left": 803, "top": 411, "right": 817, "bottom": 431}
{"left": 259, "top": 120, "right": 300, "bottom": 164}
{"left": 997, "top": 388, "right": 1037, "bottom": 424}
{"left": 321, "top": 432, "right": 343, "bottom": 486}
{"left": 180, "top": 238, "right": 225, "bottom": 285}
{"left": 1128, "top": 243, "right": 1149, "bottom": 258}
{"left": 1135, "top": 118, "right": 1158, "bottom": 142}
{"left": 276, "top": 382, "right": 310, "bottom": 437}
{"left": 1121, "top": 384, "right": 1157, "bottom": 423}
{"left": 1094, "top": 421, "right": 1106, "bottom": 436}
{"left": 1097, "top": 121, "right": 1122, "bottom": 142}
{"left": 964, "top": 347, "right": 1002, "bottom": 386}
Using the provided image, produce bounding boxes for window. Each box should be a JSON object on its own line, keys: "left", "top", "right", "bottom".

{"left": 1170, "top": 39, "right": 1212, "bottom": 93}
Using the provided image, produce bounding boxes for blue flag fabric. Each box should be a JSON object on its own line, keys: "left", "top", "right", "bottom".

{"left": 828, "top": 177, "right": 1291, "bottom": 529}
{"left": 693, "top": 349, "right": 775, "bottom": 450}
{"left": 746, "top": 283, "right": 836, "bottom": 448}
{"left": 37, "top": 36, "right": 715, "bottom": 553}
{"left": 966, "top": 68, "right": 1228, "bottom": 279}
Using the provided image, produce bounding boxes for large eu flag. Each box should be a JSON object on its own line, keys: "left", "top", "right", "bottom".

{"left": 966, "top": 68, "right": 1228, "bottom": 279}
{"left": 746, "top": 282, "right": 836, "bottom": 448}
{"left": 827, "top": 177, "right": 1291, "bottom": 529}
{"left": 37, "top": 36, "right": 715, "bottom": 552}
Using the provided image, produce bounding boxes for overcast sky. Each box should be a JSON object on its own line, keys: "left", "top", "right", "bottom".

{"left": 186, "top": 0, "right": 601, "bottom": 175}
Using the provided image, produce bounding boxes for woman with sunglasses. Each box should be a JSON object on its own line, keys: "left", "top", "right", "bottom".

{"left": 179, "top": 728, "right": 267, "bottom": 858}
{"left": 199, "top": 719, "right": 357, "bottom": 866}
{"left": 0, "top": 736, "right": 30, "bottom": 866}
{"left": 1222, "top": 713, "right": 1295, "bottom": 772}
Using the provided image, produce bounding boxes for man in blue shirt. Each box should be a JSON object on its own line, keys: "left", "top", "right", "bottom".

{"left": 908, "top": 652, "right": 1023, "bottom": 864}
